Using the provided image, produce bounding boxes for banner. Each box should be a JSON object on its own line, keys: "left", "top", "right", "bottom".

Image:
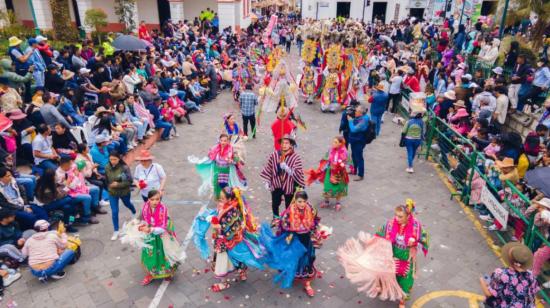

{"left": 470, "top": 0, "right": 483, "bottom": 22}
{"left": 480, "top": 184, "right": 509, "bottom": 227}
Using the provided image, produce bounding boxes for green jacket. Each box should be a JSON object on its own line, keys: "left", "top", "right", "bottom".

{"left": 0, "top": 58, "right": 32, "bottom": 88}
{"left": 105, "top": 163, "right": 133, "bottom": 197}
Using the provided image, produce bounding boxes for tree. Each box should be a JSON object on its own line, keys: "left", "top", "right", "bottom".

{"left": 114, "top": 0, "right": 137, "bottom": 33}
{"left": 49, "top": 0, "right": 78, "bottom": 41}
{"left": 85, "top": 8, "right": 108, "bottom": 42}
{"left": 505, "top": 0, "right": 550, "bottom": 50}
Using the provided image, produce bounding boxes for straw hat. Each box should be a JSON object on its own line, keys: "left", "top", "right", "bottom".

{"left": 492, "top": 67, "right": 503, "bottom": 75}
{"left": 61, "top": 70, "right": 75, "bottom": 80}
{"left": 169, "top": 89, "right": 178, "bottom": 96}
{"left": 95, "top": 134, "right": 112, "bottom": 144}
{"left": 444, "top": 90, "right": 456, "bottom": 100}
{"left": 534, "top": 198, "right": 550, "bottom": 210}
{"left": 94, "top": 106, "right": 112, "bottom": 116}
{"left": 495, "top": 157, "right": 515, "bottom": 169}
{"left": 501, "top": 242, "right": 533, "bottom": 270}
{"left": 8, "top": 36, "right": 22, "bottom": 47}
{"left": 374, "top": 83, "right": 385, "bottom": 91}
{"left": 135, "top": 150, "right": 155, "bottom": 161}
{"left": 453, "top": 100, "right": 466, "bottom": 108}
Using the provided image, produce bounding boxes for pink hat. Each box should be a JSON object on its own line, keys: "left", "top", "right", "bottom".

{"left": 455, "top": 108, "right": 469, "bottom": 118}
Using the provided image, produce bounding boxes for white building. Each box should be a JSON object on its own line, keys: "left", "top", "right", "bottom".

{"left": 300, "top": 0, "right": 432, "bottom": 23}
{"left": 1, "top": 0, "right": 251, "bottom": 33}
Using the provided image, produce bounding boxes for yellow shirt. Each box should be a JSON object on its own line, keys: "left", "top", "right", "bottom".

{"left": 517, "top": 154, "right": 529, "bottom": 179}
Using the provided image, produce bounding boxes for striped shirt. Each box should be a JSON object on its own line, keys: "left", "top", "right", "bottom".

{"left": 260, "top": 150, "right": 305, "bottom": 195}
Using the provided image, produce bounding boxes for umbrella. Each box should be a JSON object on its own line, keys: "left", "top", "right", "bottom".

{"left": 525, "top": 167, "right": 550, "bottom": 197}
{"left": 112, "top": 35, "right": 148, "bottom": 52}
{"left": 379, "top": 35, "right": 394, "bottom": 47}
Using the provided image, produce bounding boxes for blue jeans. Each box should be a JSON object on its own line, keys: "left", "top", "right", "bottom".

{"left": 30, "top": 249, "right": 75, "bottom": 279}
{"left": 38, "top": 159, "right": 58, "bottom": 171}
{"left": 108, "top": 194, "right": 136, "bottom": 231}
{"left": 42, "top": 196, "right": 74, "bottom": 224}
{"left": 15, "top": 204, "right": 49, "bottom": 230}
{"left": 154, "top": 120, "right": 173, "bottom": 140}
{"left": 370, "top": 113, "right": 383, "bottom": 136}
{"left": 405, "top": 138, "right": 422, "bottom": 168}
{"left": 70, "top": 186, "right": 99, "bottom": 222}
{"left": 350, "top": 141, "right": 366, "bottom": 177}
{"left": 16, "top": 174, "right": 36, "bottom": 201}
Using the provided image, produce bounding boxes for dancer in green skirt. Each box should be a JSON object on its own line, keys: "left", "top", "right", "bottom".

{"left": 306, "top": 136, "right": 349, "bottom": 211}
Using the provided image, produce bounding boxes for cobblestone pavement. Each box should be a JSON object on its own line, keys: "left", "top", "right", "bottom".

{"left": 4, "top": 51, "right": 501, "bottom": 308}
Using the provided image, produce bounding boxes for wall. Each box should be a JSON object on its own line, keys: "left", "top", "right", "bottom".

{"left": 302, "top": 0, "right": 409, "bottom": 23}
{"left": 217, "top": 1, "right": 235, "bottom": 30}
{"left": 184, "top": 0, "right": 217, "bottom": 21}
{"left": 136, "top": 0, "right": 160, "bottom": 26}
{"left": 12, "top": 0, "right": 33, "bottom": 26}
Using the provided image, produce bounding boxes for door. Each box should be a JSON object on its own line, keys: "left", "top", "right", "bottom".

{"left": 409, "top": 8, "right": 424, "bottom": 21}
{"left": 157, "top": 0, "right": 172, "bottom": 27}
{"left": 336, "top": 2, "right": 351, "bottom": 18}
{"left": 372, "top": 2, "right": 387, "bottom": 23}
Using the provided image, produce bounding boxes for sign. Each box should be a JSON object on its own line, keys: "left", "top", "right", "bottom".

{"left": 409, "top": 0, "right": 428, "bottom": 8}
{"left": 480, "top": 184, "right": 509, "bottom": 227}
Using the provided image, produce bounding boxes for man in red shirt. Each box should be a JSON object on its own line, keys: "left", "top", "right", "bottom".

{"left": 404, "top": 68, "right": 420, "bottom": 92}
{"left": 271, "top": 108, "right": 296, "bottom": 151}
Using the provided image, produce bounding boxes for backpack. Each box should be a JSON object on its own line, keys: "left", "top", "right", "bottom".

{"left": 365, "top": 120, "right": 377, "bottom": 144}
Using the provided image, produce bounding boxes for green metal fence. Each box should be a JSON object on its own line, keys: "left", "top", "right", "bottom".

{"left": 416, "top": 106, "right": 550, "bottom": 302}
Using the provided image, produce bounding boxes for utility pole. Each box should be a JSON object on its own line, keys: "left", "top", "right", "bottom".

{"left": 499, "top": 0, "right": 510, "bottom": 38}
{"left": 362, "top": 0, "right": 366, "bottom": 22}
{"left": 27, "top": 0, "right": 40, "bottom": 35}
{"left": 458, "top": 0, "right": 466, "bottom": 26}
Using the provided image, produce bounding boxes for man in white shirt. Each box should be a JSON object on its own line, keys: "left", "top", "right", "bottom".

{"left": 388, "top": 70, "right": 404, "bottom": 114}
{"left": 133, "top": 150, "right": 166, "bottom": 201}
{"left": 32, "top": 124, "right": 59, "bottom": 171}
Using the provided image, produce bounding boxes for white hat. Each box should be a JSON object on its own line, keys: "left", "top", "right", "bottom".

{"left": 536, "top": 198, "right": 550, "bottom": 209}
{"left": 79, "top": 67, "right": 91, "bottom": 74}
{"left": 463, "top": 74, "right": 472, "bottom": 81}
{"left": 492, "top": 67, "right": 503, "bottom": 75}
{"left": 35, "top": 35, "right": 48, "bottom": 42}
{"left": 95, "top": 134, "right": 112, "bottom": 144}
{"left": 169, "top": 89, "right": 178, "bottom": 96}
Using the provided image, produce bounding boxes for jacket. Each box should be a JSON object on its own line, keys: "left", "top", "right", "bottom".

{"left": 105, "top": 163, "right": 133, "bottom": 197}
{"left": 370, "top": 90, "right": 389, "bottom": 116}
{"left": 348, "top": 114, "right": 370, "bottom": 143}
{"left": 90, "top": 144, "right": 109, "bottom": 174}
{"left": 0, "top": 58, "right": 32, "bottom": 89}
{"left": 0, "top": 179, "right": 27, "bottom": 211}
{"left": 0, "top": 221, "right": 22, "bottom": 246}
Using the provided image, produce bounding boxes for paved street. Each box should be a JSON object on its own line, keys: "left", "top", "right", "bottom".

{"left": 4, "top": 52, "right": 501, "bottom": 308}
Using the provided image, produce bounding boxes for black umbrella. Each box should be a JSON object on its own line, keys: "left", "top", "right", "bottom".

{"left": 525, "top": 167, "right": 550, "bottom": 197}
{"left": 112, "top": 35, "right": 148, "bottom": 52}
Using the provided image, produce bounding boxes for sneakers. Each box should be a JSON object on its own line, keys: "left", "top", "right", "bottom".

{"left": 3, "top": 272, "right": 21, "bottom": 286}
{"left": 543, "top": 281, "right": 550, "bottom": 289}
{"left": 146, "top": 131, "right": 154, "bottom": 136}
{"left": 51, "top": 271, "right": 66, "bottom": 280}
{"left": 66, "top": 225, "right": 79, "bottom": 233}
{"left": 406, "top": 167, "right": 414, "bottom": 173}
{"left": 487, "top": 224, "right": 498, "bottom": 231}
{"left": 111, "top": 231, "right": 119, "bottom": 241}
{"left": 99, "top": 200, "right": 110, "bottom": 207}
{"left": 479, "top": 215, "right": 493, "bottom": 222}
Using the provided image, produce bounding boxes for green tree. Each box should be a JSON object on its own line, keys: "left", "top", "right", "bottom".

{"left": 114, "top": 0, "right": 137, "bottom": 33}
{"left": 84, "top": 8, "right": 108, "bottom": 43}
{"left": 506, "top": 0, "right": 550, "bottom": 50}
{"left": 49, "top": 0, "right": 78, "bottom": 41}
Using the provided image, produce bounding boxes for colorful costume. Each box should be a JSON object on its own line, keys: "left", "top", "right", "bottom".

{"left": 259, "top": 200, "right": 320, "bottom": 288}
{"left": 338, "top": 200, "right": 429, "bottom": 302}
{"left": 307, "top": 145, "right": 349, "bottom": 199}
{"left": 192, "top": 188, "right": 265, "bottom": 278}
{"left": 188, "top": 141, "right": 247, "bottom": 199}
{"left": 140, "top": 201, "right": 183, "bottom": 280}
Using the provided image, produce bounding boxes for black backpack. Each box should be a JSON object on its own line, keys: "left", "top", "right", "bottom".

{"left": 365, "top": 120, "right": 377, "bottom": 144}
